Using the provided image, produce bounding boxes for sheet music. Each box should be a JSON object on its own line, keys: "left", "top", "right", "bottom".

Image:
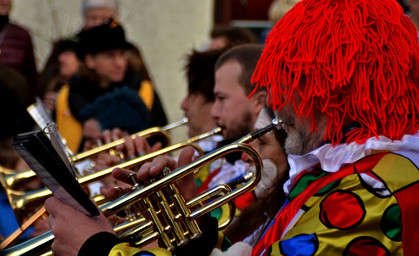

{"left": 12, "top": 131, "right": 99, "bottom": 216}
{"left": 27, "top": 98, "right": 77, "bottom": 176}
{"left": 27, "top": 97, "right": 53, "bottom": 131}
{"left": 44, "top": 124, "right": 78, "bottom": 177}
{"left": 15, "top": 147, "right": 93, "bottom": 216}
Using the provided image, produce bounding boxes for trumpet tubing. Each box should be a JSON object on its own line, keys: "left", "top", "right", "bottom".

{"left": 0, "top": 167, "right": 36, "bottom": 191}
{"left": 4, "top": 128, "right": 222, "bottom": 223}
{"left": 0, "top": 119, "right": 282, "bottom": 255}
{"left": 0, "top": 118, "right": 188, "bottom": 190}
{"left": 1, "top": 140, "right": 263, "bottom": 256}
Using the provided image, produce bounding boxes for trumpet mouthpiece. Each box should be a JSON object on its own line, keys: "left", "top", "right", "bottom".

{"left": 238, "top": 118, "right": 284, "bottom": 144}
{"left": 272, "top": 118, "right": 284, "bottom": 130}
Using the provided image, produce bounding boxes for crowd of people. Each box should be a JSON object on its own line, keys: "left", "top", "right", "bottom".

{"left": 1, "top": 0, "right": 419, "bottom": 255}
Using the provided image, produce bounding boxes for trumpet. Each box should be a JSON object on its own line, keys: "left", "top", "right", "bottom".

{"left": 0, "top": 118, "right": 281, "bottom": 256}
{"left": 0, "top": 118, "right": 188, "bottom": 190}
{"left": 72, "top": 117, "right": 189, "bottom": 162}
{"left": 2, "top": 127, "right": 222, "bottom": 224}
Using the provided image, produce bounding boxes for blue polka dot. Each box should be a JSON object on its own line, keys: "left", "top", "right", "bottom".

{"left": 279, "top": 233, "right": 318, "bottom": 256}
{"left": 134, "top": 252, "right": 156, "bottom": 256}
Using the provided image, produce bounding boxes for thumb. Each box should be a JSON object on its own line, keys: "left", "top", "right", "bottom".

{"left": 177, "top": 146, "right": 196, "bottom": 168}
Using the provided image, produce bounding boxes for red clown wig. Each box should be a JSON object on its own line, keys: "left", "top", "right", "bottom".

{"left": 251, "top": 0, "right": 419, "bottom": 144}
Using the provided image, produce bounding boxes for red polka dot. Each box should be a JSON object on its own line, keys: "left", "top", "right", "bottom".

{"left": 320, "top": 190, "right": 365, "bottom": 229}
{"left": 344, "top": 237, "right": 390, "bottom": 256}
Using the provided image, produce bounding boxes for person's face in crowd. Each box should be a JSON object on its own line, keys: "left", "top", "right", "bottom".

{"left": 212, "top": 60, "right": 263, "bottom": 141}
{"left": 84, "top": 7, "right": 114, "bottom": 30}
{"left": 208, "top": 36, "right": 228, "bottom": 50}
{"left": 243, "top": 108, "right": 288, "bottom": 177}
{"left": 274, "top": 90, "right": 327, "bottom": 156}
{"left": 58, "top": 50, "right": 80, "bottom": 80}
{"left": 181, "top": 92, "right": 216, "bottom": 138}
{"left": 85, "top": 49, "right": 128, "bottom": 87}
{"left": 83, "top": 118, "right": 102, "bottom": 151}
{"left": 0, "top": 0, "right": 11, "bottom": 16}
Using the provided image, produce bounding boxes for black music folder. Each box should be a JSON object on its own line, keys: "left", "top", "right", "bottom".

{"left": 11, "top": 130, "right": 99, "bottom": 216}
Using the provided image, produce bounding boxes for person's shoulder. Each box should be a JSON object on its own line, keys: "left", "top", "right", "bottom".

{"left": 7, "top": 22, "right": 29, "bottom": 32}
{"left": 5, "top": 22, "right": 32, "bottom": 40}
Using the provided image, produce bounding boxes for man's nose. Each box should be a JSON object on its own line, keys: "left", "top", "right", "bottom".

{"left": 210, "top": 101, "right": 220, "bottom": 119}
{"left": 180, "top": 96, "right": 189, "bottom": 111}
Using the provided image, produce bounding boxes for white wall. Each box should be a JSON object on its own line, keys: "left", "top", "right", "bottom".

{"left": 10, "top": 0, "right": 214, "bottom": 143}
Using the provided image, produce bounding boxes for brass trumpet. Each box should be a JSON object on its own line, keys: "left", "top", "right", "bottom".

{"left": 0, "top": 118, "right": 188, "bottom": 190}
{"left": 2, "top": 127, "right": 222, "bottom": 224}
{"left": 0, "top": 118, "right": 282, "bottom": 256}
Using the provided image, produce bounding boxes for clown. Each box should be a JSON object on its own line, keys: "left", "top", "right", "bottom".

{"left": 43, "top": 0, "right": 419, "bottom": 255}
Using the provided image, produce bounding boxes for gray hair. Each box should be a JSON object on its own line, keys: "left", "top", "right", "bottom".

{"left": 81, "top": 0, "right": 118, "bottom": 14}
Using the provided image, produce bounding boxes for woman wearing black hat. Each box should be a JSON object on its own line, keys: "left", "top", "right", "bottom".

{"left": 54, "top": 19, "right": 167, "bottom": 153}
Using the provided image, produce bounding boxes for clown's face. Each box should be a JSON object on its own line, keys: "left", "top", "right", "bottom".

{"left": 244, "top": 108, "right": 288, "bottom": 174}
{"left": 274, "top": 92, "right": 327, "bottom": 156}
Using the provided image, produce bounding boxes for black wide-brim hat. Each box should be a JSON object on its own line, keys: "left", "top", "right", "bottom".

{"left": 76, "top": 19, "right": 131, "bottom": 58}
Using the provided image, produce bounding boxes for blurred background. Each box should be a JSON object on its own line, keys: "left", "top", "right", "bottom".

{"left": 10, "top": 0, "right": 277, "bottom": 143}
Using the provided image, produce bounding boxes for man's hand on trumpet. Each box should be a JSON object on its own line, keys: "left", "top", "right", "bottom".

{"left": 107, "top": 146, "right": 197, "bottom": 202}
{"left": 84, "top": 128, "right": 164, "bottom": 187}
{"left": 44, "top": 146, "right": 198, "bottom": 256}
{"left": 113, "top": 131, "right": 163, "bottom": 161}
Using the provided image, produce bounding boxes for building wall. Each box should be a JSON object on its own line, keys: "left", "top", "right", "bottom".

{"left": 10, "top": 0, "right": 214, "bottom": 143}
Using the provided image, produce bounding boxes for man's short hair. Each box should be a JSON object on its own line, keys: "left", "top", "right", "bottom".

{"left": 185, "top": 49, "right": 224, "bottom": 102}
{"left": 215, "top": 44, "right": 264, "bottom": 95}
{"left": 210, "top": 26, "right": 259, "bottom": 49}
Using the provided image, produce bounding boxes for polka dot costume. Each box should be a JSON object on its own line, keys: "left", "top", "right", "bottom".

{"left": 253, "top": 152, "right": 419, "bottom": 255}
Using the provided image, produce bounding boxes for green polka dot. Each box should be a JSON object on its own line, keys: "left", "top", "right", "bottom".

{"left": 195, "top": 179, "right": 203, "bottom": 189}
{"left": 210, "top": 207, "right": 222, "bottom": 220}
{"left": 381, "top": 204, "right": 402, "bottom": 241}
{"left": 221, "top": 236, "right": 232, "bottom": 251}
{"left": 289, "top": 171, "right": 340, "bottom": 200}
{"left": 289, "top": 172, "right": 326, "bottom": 200}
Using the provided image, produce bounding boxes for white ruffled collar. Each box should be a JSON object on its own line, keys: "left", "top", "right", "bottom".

{"left": 283, "top": 132, "right": 419, "bottom": 195}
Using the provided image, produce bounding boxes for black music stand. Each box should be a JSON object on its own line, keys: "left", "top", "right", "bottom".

{"left": 12, "top": 130, "right": 99, "bottom": 216}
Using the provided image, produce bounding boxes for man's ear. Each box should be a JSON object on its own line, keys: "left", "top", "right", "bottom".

{"left": 250, "top": 90, "right": 268, "bottom": 115}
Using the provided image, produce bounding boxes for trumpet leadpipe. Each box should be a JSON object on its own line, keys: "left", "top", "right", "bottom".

{"left": 237, "top": 117, "right": 283, "bottom": 144}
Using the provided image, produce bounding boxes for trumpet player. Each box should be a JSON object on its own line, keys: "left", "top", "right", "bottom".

{"left": 80, "top": 87, "right": 151, "bottom": 153}
{"left": 197, "top": 44, "right": 267, "bottom": 199}
{"left": 45, "top": 0, "right": 419, "bottom": 255}
{"left": 76, "top": 86, "right": 162, "bottom": 195}
{"left": 223, "top": 107, "right": 289, "bottom": 244}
